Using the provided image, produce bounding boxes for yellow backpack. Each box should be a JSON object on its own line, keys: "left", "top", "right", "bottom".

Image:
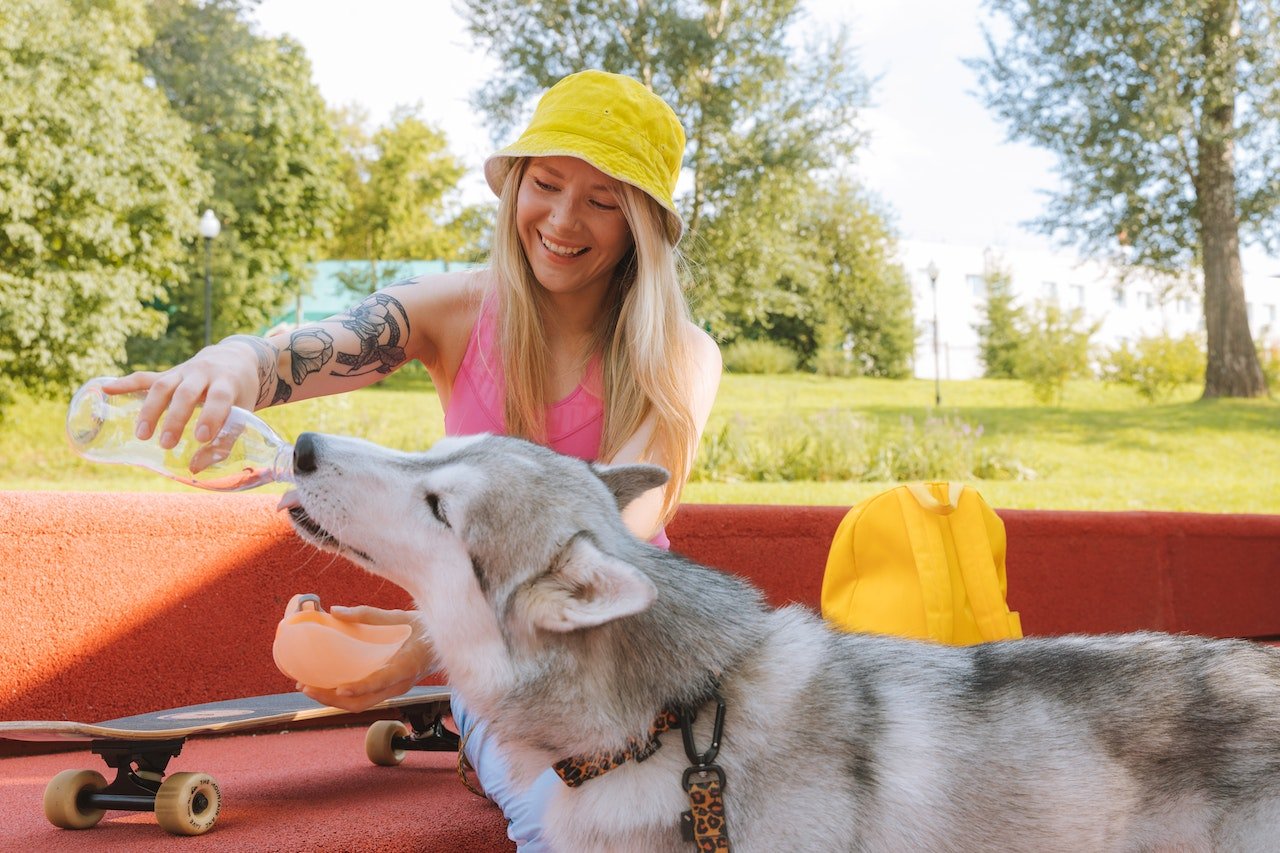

{"left": 821, "top": 482, "right": 1022, "bottom": 645}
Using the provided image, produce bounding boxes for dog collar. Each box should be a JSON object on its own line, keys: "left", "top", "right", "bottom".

{"left": 552, "top": 689, "right": 732, "bottom": 851}
{"left": 552, "top": 708, "right": 681, "bottom": 787}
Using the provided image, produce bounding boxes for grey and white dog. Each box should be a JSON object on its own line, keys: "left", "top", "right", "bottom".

{"left": 286, "top": 432, "right": 1280, "bottom": 852}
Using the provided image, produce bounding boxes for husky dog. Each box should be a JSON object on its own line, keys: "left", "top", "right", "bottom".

{"left": 286, "top": 432, "right": 1280, "bottom": 852}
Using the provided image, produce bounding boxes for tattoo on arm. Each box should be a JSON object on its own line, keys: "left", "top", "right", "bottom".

{"left": 329, "top": 292, "right": 411, "bottom": 378}
{"left": 221, "top": 334, "right": 291, "bottom": 407}
{"left": 286, "top": 328, "right": 335, "bottom": 387}
{"left": 268, "top": 292, "right": 412, "bottom": 395}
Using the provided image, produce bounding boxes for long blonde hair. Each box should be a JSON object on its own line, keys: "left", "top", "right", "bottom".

{"left": 490, "top": 159, "right": 697, "bottom": 524}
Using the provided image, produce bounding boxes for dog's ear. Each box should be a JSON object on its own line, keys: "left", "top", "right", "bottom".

{"left": 592, "top": 463, "right": 670, "bottom": 511}
{"left": 524, "top": 535, "right": 657, "bottom": 632}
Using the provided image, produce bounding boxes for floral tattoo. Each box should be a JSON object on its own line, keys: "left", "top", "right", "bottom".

{"left": 330, "top": 293, "right": 410, "bottom": 377}
{"left": 281, "top": 292, "right": 411, "bottom": 388}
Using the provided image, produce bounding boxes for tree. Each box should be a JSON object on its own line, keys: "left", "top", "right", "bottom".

{"left": 800, "top": 179, "right": 915, "bottom": 377}
{"left": 971, "top": 0, "right": 1276, "bottom": 398}
{"left": 137, "top": 0, "right": 348, "bottom": 360}
{"left": 974, "top": 260, "right": 1024, "bottom": 379}
{"left": 458, "top": 0, "right": 884, "bottom": 343}
{"left": 326, "top": 105, "right": 492, "bottom": 294}
{"left": 0, "top": 0, "right": 208, "bottom": 412}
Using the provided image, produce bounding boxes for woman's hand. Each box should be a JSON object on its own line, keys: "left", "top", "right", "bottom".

{"left": 295, "top": 605, "right": 438, "bottom": 713}
{"left": 100, "top": 336, "right": 270, "bottom": 449}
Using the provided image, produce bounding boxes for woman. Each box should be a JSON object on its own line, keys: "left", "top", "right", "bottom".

{"left": 108, "top": 69, "right": 720, "bottom": 848}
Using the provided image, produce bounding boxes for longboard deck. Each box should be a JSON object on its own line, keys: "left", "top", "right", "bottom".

{"left": 0, "top": 685, "right": 452, "bottom": 743}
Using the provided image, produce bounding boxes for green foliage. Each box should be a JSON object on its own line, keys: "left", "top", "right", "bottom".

{"left": 971, "top": 0, "right": 1276, "bottom": 397}
{"left": 973, "top": 261, "right": 1024, "bottom": 379}
{"left": 457, "top": 0, "right": 908, "bottom": 373}
{"left": 1102, "top": 333, "right": 1206, "bottom": 402}
{"left": 691, "top": 411, "right": 1032, "bottom": 483}
{"left": 326, "top": 105, "right": 491, "bottom": 281}
{"left": 1258, "top": 342, "right": 1280, "bottom": 390}
{"left": 1014, "top": 302, "right": 1100, "bottom": 405}
{"left": 721, "top": 340, "right": 798, "bottom": 374}
{"left": 791, "top": 178, "right": 914, "bottom": 377}
{"left": 136, "top": 0, "right": 348, "bottom": 361}
{"left": 0, "top": 0, "right": 208, "bottom": 412}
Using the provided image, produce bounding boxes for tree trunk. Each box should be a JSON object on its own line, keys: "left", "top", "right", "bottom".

{"left": 1197, "top": 0, "right": 1267, "bottom": 398}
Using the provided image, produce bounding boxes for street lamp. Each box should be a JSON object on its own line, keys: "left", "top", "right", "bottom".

{"left": 926, "top": 260, "right": 940, "bottom": 406}
{"left": 198, "top": 209, "right": 221, "bottom": 348}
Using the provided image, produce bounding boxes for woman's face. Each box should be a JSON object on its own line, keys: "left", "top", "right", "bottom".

{"left": 516, "top": 156, "right": 634, "bottom": 301}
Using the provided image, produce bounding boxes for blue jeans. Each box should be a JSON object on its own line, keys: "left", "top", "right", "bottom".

{"left": 452, "top": 691, "right": 560, "bottom": 852}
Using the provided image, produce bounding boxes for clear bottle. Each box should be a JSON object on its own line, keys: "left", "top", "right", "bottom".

{"left": 66, "top": 376, "right": 294, "bottom": 491}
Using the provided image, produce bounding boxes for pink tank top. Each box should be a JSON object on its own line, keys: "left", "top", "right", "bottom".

{"left": 444, "top": 299, "right": 669, "bottom": 549}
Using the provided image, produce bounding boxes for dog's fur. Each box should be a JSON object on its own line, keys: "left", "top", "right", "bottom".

{"left": 288, "top": 432, "right": 1280, "bottom": 852}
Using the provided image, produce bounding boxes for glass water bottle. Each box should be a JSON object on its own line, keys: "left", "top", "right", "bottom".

{"left": 66, "top": 377, "right": 294, "bottom": 491}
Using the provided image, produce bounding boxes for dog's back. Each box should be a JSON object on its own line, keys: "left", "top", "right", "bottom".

{"left": 288, "top": 433, "right": 1280, "bottom": 852}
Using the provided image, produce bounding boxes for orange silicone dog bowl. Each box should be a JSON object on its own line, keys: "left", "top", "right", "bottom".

{"left": 272, "top": 595, "right": 412, "bottom": 689}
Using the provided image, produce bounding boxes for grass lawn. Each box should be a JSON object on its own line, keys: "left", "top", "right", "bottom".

{"left": 3, "top": 368, "right": 1276, "bottom": 513}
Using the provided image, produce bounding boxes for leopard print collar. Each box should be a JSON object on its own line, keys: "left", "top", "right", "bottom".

{"left": 552, "top": 708, "right": 681, "bottom": 787}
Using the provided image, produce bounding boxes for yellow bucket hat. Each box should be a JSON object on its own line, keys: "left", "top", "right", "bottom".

{"left": 483, "top": 70, "right": 686, "bottom": 242}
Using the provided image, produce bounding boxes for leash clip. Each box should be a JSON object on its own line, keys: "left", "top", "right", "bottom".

{"left": 678, "top": 689, "right": 725, "bottom": 768}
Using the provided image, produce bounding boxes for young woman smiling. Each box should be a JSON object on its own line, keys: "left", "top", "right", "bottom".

{"left": 106, "top": 70, "right": 721, "bottom": 849}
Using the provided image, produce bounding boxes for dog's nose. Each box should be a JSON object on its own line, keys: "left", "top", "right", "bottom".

{"left": 293, "top": 432, "right": 318, "bottom": 475}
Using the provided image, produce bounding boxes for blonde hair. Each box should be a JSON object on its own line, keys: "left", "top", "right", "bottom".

{"left": 490, "top": 159, "right": 697, "bottom": 523}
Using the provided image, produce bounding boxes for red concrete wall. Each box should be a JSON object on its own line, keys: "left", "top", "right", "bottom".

{"left": 3, "top": 492, "right": 1278, "bottom": 739}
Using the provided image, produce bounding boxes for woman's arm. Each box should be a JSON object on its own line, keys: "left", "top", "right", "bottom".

{"left": 105, "top": 271, "right": 481, "bottom": 449}
{"left": 609, "top": 323, "right": 722, "bottom": 539}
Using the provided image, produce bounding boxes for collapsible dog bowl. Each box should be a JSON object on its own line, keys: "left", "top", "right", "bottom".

{"left": 272, "top": 594, "right": 412, "bottom": 689}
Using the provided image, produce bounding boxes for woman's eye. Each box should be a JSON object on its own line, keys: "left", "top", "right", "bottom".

{"left": 591, "top": 199, "right": 619, "bottom": 211}
{"left": 533, "top": 177, "right": 556, "bottom": 191}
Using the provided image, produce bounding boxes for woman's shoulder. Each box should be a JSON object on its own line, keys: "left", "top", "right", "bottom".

{"left": 680, "top": 320, "right": 723, "bottom": 373}
{"left": 385, "top": 268, "right": 492, "bottom": 370}
{"left": 384, "top": 268, "right": 490, "bottom": 313}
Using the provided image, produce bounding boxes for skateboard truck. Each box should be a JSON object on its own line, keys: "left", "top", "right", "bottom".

{"left": 88, "top": 738, "right": 185, "bottom": 811}
{"left": 364, "top": 706, "right": 459, "bottom": 766}
{"left": 44, "top": 737, "right": 222, "bottom": 835}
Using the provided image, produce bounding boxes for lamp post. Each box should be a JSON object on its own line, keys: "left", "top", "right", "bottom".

{"left": 927, "top": 260, "right": 940, "bottom": 406}
{"left": 198, "top": 209, "right": 221, "bottom": 348}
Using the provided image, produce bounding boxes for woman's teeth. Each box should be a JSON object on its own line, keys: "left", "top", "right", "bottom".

{"left": 542, "top": 235, "right": 587, "bottom": 257}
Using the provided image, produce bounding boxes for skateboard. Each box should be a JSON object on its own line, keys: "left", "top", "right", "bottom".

{"left": 0, "top": 685, "right": 455, "bottom": 836}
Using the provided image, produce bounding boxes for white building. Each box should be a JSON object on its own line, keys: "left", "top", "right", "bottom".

{"left": 899, "top": 239, "right": 1280, "bottom": 380}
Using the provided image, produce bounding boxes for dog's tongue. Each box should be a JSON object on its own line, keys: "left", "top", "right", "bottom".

{"left": 276, "top": 490, "right": 301, "bottom": 511}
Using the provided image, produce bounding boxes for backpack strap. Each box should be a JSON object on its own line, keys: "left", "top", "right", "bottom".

{"left": 944, "top": 486, "right": 1020, "bottom": 642}
{"left": 894, "top": 486, "right": 954, "bottom": 642}
{"left": 902, "top": 483, "right": 1021, "bottom": 643}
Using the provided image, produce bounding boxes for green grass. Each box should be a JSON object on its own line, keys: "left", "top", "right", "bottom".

{"left": 4, "top": 369, "right": 1277, "bottom": 512}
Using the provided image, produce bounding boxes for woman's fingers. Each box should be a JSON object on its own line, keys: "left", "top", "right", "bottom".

{"left": 327, "top": 605, "right": 416, "bottom": 626}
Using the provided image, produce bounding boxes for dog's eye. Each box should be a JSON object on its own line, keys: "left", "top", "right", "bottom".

{"left": 425, "top": 493, "right": 449, "bottom": 527}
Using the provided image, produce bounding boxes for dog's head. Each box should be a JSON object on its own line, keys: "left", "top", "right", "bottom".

{"left": 284, "top": 432, "right": 670, "bottom": 637}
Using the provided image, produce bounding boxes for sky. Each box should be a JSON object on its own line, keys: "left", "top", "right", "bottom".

{"left": 251, "top": 0, "right": 1060, "bottom": 253}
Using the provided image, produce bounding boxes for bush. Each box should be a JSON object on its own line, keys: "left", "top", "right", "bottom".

{"left": 1014, "top": 303, "right": 1099, "bottom": 405}
{"left": 867, "top": 415, "right": 1034, "bottom": 482}
{"left": 722, "top": 340, "right": 798, "bottom": 374}
{"left": 813, "top": 346, "right": 857, "bottom": 378}
{"left": 1257, "top": 342, "right": 1280, "bottom": 391}
{"left": 692, "top": 411, "right": 1033, "bottom": 483}
{"left": 1102, "top": 333, "right": 1205, "bottom": 402}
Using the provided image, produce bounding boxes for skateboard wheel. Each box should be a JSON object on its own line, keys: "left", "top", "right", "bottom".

{"left": 366, "top": 719, "right": 409, "bottom": 766}
{"left": 43, "top": 769, "right": 107, "bottom": 830}
{"left": 154, "top": 771, "right": 221, "bottom": 836}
